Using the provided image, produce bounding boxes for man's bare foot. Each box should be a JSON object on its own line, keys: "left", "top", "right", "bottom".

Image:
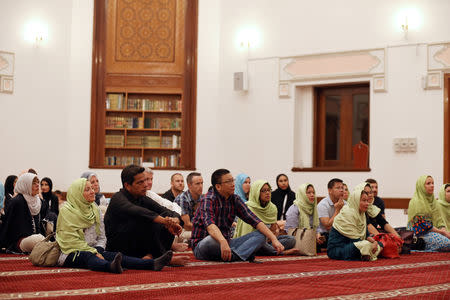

{"left": 169, "top": 255, "right": 190, "bottom": 266}
{"left": 172, "top": 242, "right": 188, "bottom": 252}
{"left": 142, "top": 254, "right": 153, "bottom": 259}
{"left": 282, "top": 248, "right": 301, "bottom": 255}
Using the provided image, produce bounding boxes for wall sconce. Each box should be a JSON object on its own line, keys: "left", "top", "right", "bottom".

{"left": 24, "top": 20, "right": 48, "bottom": 47}
{"left": 401, "top": 16, "right": 409, "bottom": 39}
{"left": 397, "top": 8, "right": 421, "bottom": 40}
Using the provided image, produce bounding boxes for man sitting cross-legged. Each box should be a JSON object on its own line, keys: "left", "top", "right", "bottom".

{"left": 191, "top": 169, "right": 284, "bottom": 262}
{"left": 104, "top": 165, "right": 189, "bottom": 265}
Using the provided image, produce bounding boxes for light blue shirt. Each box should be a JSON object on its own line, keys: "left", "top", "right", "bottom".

{"left": 317, "top": 196, "right": 346, "bottom": 233}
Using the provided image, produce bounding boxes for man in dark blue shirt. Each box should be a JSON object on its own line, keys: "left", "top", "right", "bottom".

{"left": 191, "top": 169, "right": 284, "bottom": 262}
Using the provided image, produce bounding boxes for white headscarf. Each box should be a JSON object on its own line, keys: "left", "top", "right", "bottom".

{"left": 15, "top": 173, "right": 41, "bottom": 216}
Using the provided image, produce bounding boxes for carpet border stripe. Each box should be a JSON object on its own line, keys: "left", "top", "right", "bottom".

{"left": 0, "top": 260, "right": 448, "bottom": 299}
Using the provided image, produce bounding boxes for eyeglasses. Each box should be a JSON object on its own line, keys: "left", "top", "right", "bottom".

{"left": 260, "top": 188, "right": 272, "bottom": 193}
{"left": 220, "top": 178, "right": 235, "bottom": 185}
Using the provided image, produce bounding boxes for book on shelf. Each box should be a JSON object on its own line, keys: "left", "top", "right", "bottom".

{"left": 106, "top": 116, "right": 144, "bottom": 129}
{"left": 145, "top": 154, "right": 180, "bottom": 167}
{"left": 128, "top": 98, "right": 181, "bottom": 111}
{"left": 105, "top": 135, "right": 124, "bottom": 147}
{"left": 105, "top": 156, "right": 142, "bottom": 166}
{"left": 161, "top": 135, "right": 181, "bottom": 148}
{"left": 106, "top": 93, "right": 125, "bottom": 110}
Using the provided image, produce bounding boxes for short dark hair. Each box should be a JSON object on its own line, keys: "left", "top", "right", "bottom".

{"left": 187, "top": 172, "right": 201, "bottom": 184}
{"left": 327, "top": 178, "right": 343, "bottom": 189}
{"left": 121, "top": 165, "right": 145, "bottom": 187}
{"left": 54, "top": 190, "right": 62, "bottom": 195}
{"left": 170, "top": 173, "right": 183, "bottom": 182}
{"left": 445, "top": 183, "right": 450, "bottom": 190}
{"left": 211, "top": 169, "right": 230, "bottom": 186}
{"left": 366, "top": 178, "right": 377, "bottom": 184}
{"left": 28, "top": 168, "right": 38, "bottom": 175}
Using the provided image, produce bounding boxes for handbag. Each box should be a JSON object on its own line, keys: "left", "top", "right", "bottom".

{"left": 288, "top": 227, "right": 316, "bottom": 256}
{"left": 374, "top": 233, "right": 403, "bottom": 258}
{"left": 29, "top": 233, "right": 60, "bottom": 267}
{"left": 395, "top": 227, "right": 425, "bottom": 254}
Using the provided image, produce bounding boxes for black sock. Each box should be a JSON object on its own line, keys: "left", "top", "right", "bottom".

{"left": 110, "top": 252, "right": 123, "bottom": 274}
{"left": 153, "top": 250, "right": 173, "bottom": 271}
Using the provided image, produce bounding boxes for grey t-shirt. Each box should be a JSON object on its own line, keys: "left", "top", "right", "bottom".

{"left": 317, "top": 196, "right": 346, "bottom": 233}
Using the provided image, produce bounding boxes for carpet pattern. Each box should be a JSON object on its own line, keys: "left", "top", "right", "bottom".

{"left": 0, "top": 252, "right": 449, "bottom": 299}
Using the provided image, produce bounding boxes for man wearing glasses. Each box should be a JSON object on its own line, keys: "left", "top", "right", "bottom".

{"left": 191, "top": 169, "right": 284, "bottom": 262}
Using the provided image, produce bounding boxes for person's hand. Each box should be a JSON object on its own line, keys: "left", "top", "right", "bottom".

{"left": 220, "top": 240, "right": 232, "bottom": 261}
{"left": 335, "top": 199, "right": 344, "bottom": 211}
{"left": 372, "top": 241, "right": 380, "bottom": 254}
{"left": 271, "top": 239, "right": 284, "bottom": 254}
{"left": 232, "top": 222, "right": 237, "bottom": 228}
{"left": 166, "top": 222, "right": 183, "bottom": 236}
{"left": 96, "top": 253, "right": 105, "bottom": 260}
{"left": 316, "top": 233, "right": 325, "bottom": 245}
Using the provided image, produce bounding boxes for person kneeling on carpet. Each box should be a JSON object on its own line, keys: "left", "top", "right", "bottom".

{"left": 234, "top": 180, "right": 297, "bottom": 255}
{"left": 191, "top": 169, "right": 284, "bottom": 262}
{"left": 55, "top": 178, "right": 173, "bottom": 273}
{"left": 327, "top": 183, "right": 383, "bottom": 261}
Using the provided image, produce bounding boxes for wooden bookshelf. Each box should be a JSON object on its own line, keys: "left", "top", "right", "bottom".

{"left": 89, "top": 0, "right": 197, "bottom": 170}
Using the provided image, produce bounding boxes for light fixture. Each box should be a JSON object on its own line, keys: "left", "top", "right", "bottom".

{"left": 24, "top": 20, "right": 48, "bottom": 47}
{"left": 401, "top": 16, "right": 409, "bottom": 39}
{"left": 396, "top": 8, "right": 421, "bottom": 40}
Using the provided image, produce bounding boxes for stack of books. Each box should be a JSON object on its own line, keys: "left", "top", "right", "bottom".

{"left": 105, "top": 135, "right": 124, "bottom": 147}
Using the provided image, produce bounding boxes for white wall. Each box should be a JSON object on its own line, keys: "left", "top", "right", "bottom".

{"left": 0, "top": 0, "right": 448, "bottom": 229}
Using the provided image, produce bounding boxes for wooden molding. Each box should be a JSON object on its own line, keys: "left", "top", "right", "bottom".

{"left": 316, "top": 196, "right": 409, "bottom": 209}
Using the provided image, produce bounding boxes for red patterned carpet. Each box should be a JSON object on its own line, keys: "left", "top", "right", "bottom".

{"left": 0, "top": 251, "right": 449, "bottom": 299}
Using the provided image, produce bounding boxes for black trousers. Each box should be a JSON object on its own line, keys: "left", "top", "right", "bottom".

{"left": 106, "top": 221, "right": 174, "bottom": 258}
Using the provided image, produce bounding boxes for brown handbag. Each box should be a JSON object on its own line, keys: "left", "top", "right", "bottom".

{"left": 288, "top": 227, "right": 317, "bottom": 256}
{"left": 29, "top": 233, "right": 60, "bottom": 267}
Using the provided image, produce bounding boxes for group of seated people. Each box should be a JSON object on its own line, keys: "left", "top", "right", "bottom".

{"left": 0, "top": 165, "right": 449, "bottom": 275}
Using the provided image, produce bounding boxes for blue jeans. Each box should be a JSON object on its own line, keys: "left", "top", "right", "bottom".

{"left": 63, "top": 250, "right": 155, "bottom": 272}
{"left": 257, "top": 235, "right": 296, "bottom": 256}
{"left": 193, "top": 231, "right": 266, "bottom": 261}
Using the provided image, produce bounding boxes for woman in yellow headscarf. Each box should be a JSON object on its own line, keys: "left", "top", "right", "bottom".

{"left": 285, "top": 183, "right": 325, "bottom": 247}
{"left": 407, "top": 176, "right": 450, "bottom": 252}
{"left": 234, "top": 180, "right": 296, "bottom": 255}
{"left": 327, "top": 183, "right": 383, "bottom": 261}
{"left": 56, "top": 178, "right": 173, "bottom": 273}
{"left": 436, "top": 183, "right": 450, "bottom": 232}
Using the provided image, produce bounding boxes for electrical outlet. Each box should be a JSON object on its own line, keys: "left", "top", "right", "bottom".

{"left": 407, "top": 138, "right": 417, "bottom": 152}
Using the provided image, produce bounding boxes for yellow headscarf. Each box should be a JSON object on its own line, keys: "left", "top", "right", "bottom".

{"left": 293, "top": 183, "right": 319, "bottom": 229}
{"left": 56, "top": 178, "right": 101, "bottom": 254}
{"left": 359, "top": 182, "right": 380, "bottom": 218}
{"left": 234, "top": 180, "right": 277, "bottom": 238}
{"left": 436, "top": 184, "right": 450, "bottom": 231}
{"left": 332, "top": 183, "right": 367, "bottom": 240}
{"left": 407, "top": 175, "right": 444, "bottom": 228}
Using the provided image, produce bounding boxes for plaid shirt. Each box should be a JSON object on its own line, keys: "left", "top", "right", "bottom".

{"left": 174, "top": 190, "right": 199, "bottom": 219}
{"left": 190, "top": 187, "right": 261, "bottom": 249}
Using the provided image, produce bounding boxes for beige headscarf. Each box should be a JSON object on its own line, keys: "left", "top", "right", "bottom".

{"left": 436, "top": 184, "right": 450, "bottom": 231}
{"left": 15, "top": 173, "right": 41, "bottom": 216}
{"left": 332, "top": 183, "right": 367, "bottom": 240}
{"left": 293, "top": 183, "right": 319, "bottom": 229}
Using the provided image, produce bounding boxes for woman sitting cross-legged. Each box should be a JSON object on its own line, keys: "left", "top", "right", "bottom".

{"left": 56, "top": 178, "right": 173, "bottom": 273}
{"left": 0, "top": 173, "right": 46, "bottom": 253}
{"left": 327, "top": 183, "right": 383, "bottom": 261}
{"left": 233, "top": 180, "right": 297, "bottom": 255}
{"left": 285, "top": 183, "right": 326, "bottom": 249}
{"left": 436, "top": 183, "right": 450, "bottom": 232}
{"left": 406, "top": 175, "right": 450, "bottom": 252}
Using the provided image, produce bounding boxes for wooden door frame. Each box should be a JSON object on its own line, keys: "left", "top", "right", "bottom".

{"left": 444, "top": 74, "right": 450, "bottom": 183}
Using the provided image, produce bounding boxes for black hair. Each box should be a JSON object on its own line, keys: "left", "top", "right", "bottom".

{"left": 4, "top": 175, "right": 17, "bottom": 195}
{"left": 327, "top": 178, "right": 343, "bottom": 189}
{"left": 366, "top": 178, "right": 377, "bottom": 184}
{"left": 445, "top": 183, "right": 450, "bottom": 190}
{"left": 187, "top": 172, "right": 201, "bottom": 184}
{"left": 121, "top": 165, "right": 145, "bottom": 187}
{"left": 28, "top": 168, "right": 38, "bottom": 175}
{"left": 211, "top": 169, "right": 230, "bottom": 186}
